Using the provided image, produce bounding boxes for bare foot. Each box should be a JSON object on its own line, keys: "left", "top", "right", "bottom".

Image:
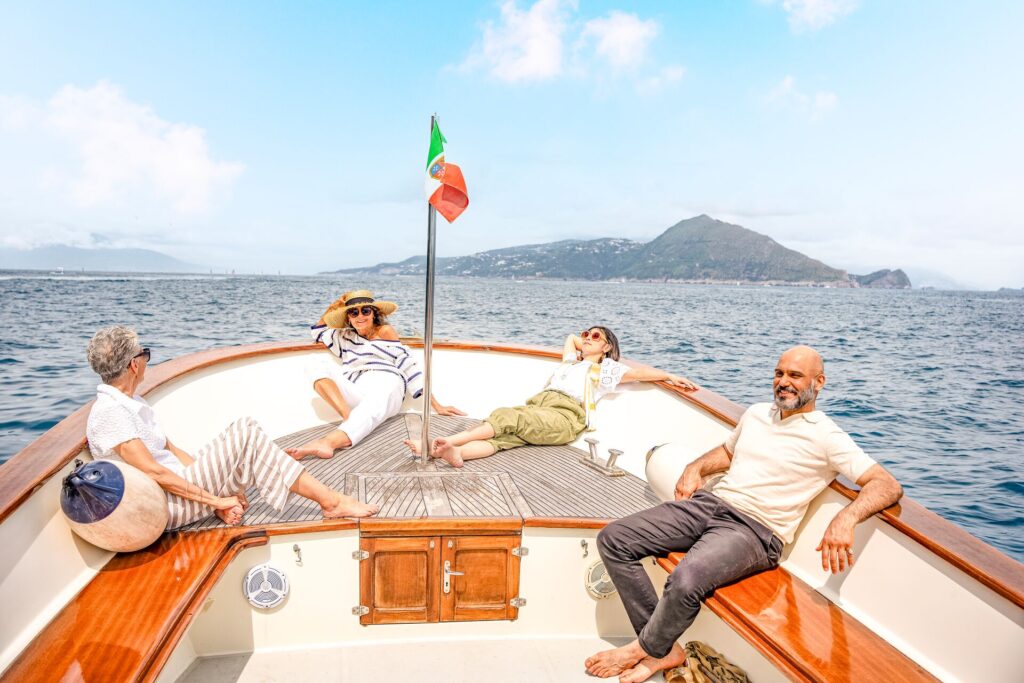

{"left": 403, "top": 438, "right": 423, "bottom": 457}
{"left": 619, "top": 644, "right": 687, "bottom": 683}
{"left": 286, "top": 437, "right": 337, "bottom": 460}
{"left": 585, "top": 640, "right": 646, "bottom": 678}
{"left": 432, "top": 438, "right": 464, "bottom": 468}
{"left": 322, "top": 493, "right": 379, "bottom": 519}
{"left": 215, "top": 505, "right": 244, "bottom": 526}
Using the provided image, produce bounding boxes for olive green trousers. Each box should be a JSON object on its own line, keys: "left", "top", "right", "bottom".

{"left": 484, "top": 390, "right": 587, "bottom": 452}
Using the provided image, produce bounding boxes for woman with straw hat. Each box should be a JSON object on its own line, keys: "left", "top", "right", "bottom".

{"left": 287, "top": 290, "right": 464, "bottom": 459}
{"left": 405, "top": 326, "right": 697, "bottom": 467}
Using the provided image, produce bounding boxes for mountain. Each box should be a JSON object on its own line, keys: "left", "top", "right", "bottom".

{"left": 618, "top": 215, "right": 847, "bottom": 282}
{"left": 851, "top": 269, "right": 912, "bottom": 289}
{"left": 0, "top": 245, "right": 205, "bottom": 273}
{"left": 331, "top": 239, "right": 644, "bottom": 280}
{"left": 326, "top": 215, "right": 910, "bottom": 288}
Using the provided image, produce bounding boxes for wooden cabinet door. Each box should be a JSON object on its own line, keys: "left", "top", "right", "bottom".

{"left": 359, "top": 536, "right": 440, "bottom": 625}
{"left": 440, "top": 535, "right": 521, "bottom": 622}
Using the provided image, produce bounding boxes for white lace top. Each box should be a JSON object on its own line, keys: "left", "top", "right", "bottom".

{"left": 86, "top": 384, "right": 185, "bottom": 476}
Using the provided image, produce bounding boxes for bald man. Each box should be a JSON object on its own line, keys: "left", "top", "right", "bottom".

{"left": 585, "top": 346, "right": 903, "bottom": 683}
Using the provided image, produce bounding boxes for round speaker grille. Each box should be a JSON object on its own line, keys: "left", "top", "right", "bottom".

{"left": 584, "top": 560, "right": 617, "bottom": 599}
{"left": 243, "top": 564, "right": 289, "bottom": 610}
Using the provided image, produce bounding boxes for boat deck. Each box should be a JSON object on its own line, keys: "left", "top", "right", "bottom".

{"left": 182, "top": 414, "right": 661, "bottom": 530}
{"left": 179, "top": 636, "right": 651, "bottom": 683}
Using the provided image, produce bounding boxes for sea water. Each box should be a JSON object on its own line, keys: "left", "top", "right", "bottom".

{"left": 1, "top": 271, "right": 1021, "bottom": 561}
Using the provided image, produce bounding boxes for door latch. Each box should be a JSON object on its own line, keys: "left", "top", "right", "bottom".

{"left": 443, "top": 559, "right": 465, "bottom": 594}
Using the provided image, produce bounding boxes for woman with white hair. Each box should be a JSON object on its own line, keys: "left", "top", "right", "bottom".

{"left": 85, "top": 325, "right": 378, "bottom": 529}
{"left": 286, "top": 289, "right": 464, "bottom": 459}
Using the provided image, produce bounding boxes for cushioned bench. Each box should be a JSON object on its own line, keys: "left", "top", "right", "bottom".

{"left": 656, "top": 553, "right": 938, "bottom": 682}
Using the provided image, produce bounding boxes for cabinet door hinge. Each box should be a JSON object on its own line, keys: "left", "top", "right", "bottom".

{"left": 352, "top": 605, "right": 369, "bottom": 616}
{"left": 512, "top": 546, "right": 529, "bottom": 557}
{"left": 510, "top": 597, "right": 527, "bottom": 608}
{"left": 352, "top": 550, "right": 369, "bottom": 560}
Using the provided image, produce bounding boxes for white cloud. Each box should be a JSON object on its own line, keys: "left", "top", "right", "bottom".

{"left": 0, "top": 95, "right": 39, "bottom": 129}
{"left": 581, "top": 11, "right": 659, "bottom": 70}
{"left": 460, "top": 2, "right": 680, "bottom": 91}
{"left": 636, "top": 65, "right": 686, "bottom": 95}
{"left": 767, "top": 75, "right": 838, "bottom": 119}
{"left": 44, "top": 81, "right": 244, "bottom": 213}
{"left": 766, "top": 0, "right": 861, "bottom": 32}
{"left": 466, "top": 0, "right": 574, "bottom": 82}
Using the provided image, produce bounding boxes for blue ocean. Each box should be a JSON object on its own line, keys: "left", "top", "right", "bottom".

{"left": 1, "top": 271, "right": 1021, "bottom": 561}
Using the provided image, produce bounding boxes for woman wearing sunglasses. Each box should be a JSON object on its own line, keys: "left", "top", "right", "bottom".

{"left": 287, "top": 289, "right": 464, "bottom": 460}
{"left": 85, "top": 325, "right": 378, "bottom": 529}
{"left": 406, "top": 327, "right": 697, "bottom": 467}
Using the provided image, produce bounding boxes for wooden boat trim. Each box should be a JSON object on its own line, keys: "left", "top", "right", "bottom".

{"left": 359, "top": 517, "right": 523, "bottom": 537}
{"left": 1, "top": 339, "right": 1021, "bottom": 608}
{"left": 2, "top": 528, "right": 266, "bottom": 682}
{"left": 260, "top": 518, "right": 359, "bottom": 536}
{"left": 523, "top": 517, "right": 610, "bottom": 529}
{"left": 656, "top": 553, "right": 939, "bottom": 682}
{"left": 142, "top": 531, "right": 266, "bottom": 682}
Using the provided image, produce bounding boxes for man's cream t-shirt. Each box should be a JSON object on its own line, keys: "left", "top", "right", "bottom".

{"left": 712, "top": 402, "right": 877, "bottom": 544}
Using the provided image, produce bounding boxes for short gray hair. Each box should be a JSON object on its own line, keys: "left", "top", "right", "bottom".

{"left": 87, "top": 325, "right": 143, "bottom": 383}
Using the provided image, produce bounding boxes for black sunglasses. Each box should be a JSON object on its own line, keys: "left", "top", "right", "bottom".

{"left": 347, "top": 306, "right": 378, "bottom": 318}
{"left": 133, "top": 348, "right": 151, "bottom": 362}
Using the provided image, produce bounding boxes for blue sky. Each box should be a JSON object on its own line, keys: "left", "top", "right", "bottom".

{"left": 1, "top": 1, "right": 1021, "bottom": 288}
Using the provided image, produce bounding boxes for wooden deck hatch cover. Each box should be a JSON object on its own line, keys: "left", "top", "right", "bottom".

{"left": 358, "top": 524, "right": 523, "bottom": 625}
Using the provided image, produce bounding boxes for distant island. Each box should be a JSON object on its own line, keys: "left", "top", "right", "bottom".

{"left": 326, "top": 215, "right": 912, "bottom": 289}
{"left": 0, "top": 245, "right": 205, "bottom": 273}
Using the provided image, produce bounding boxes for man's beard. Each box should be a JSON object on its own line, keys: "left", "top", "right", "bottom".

{"left": 774, "top": 384, "right": 816, "bottom": 411}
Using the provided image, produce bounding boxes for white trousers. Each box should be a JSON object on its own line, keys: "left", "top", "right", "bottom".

{"left": 304, "top": 357, "right": 406, "bottom": 446}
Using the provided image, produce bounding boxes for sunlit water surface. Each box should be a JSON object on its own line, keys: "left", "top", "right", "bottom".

{"left": 1, "top": 271, "right": 1021, "bottom": 561}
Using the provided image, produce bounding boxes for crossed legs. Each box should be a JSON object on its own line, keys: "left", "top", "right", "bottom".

{"left": 403, "top": 422, "right": 498, "bottom": 467}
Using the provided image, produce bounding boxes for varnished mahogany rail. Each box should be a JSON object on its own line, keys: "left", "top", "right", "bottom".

{"left": 1, "top": 528, "right": 266, "bottom": 683}
{"left": 655, "top": 553, "right": 938, "bottom": 683}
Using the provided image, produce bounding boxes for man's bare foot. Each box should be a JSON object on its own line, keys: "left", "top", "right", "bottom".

{"left": 432, "top": 438, "right": 464, "bottom": 467}
{"left": 322, "top": 493, "right": 379, "bottom": 519}
{"left": 584, "top": 640, "right": 646, "bottom": 678}
{"left": 286, "top": 437, "right": 338, "bottom": 460}
{"left": 619, "top": 644, "right": 686, "bottom": 683}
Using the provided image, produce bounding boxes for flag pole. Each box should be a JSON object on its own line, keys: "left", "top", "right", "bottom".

{"left": 420, "top": 114, "right": 439, "bottom": 467}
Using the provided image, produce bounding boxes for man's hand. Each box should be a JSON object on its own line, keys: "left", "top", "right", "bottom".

{"left": 674, "top": 466, "right": 703, "bottom": 500}
{"left": 814, "top": 464, "right": 903, "bottom": 574}
{"left": 816, "top": 511, "right": 857, "bottom": 573}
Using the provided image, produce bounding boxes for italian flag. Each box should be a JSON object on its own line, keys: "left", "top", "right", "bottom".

{"left": 425, "top": 121, "right": 469, "bottom": 223}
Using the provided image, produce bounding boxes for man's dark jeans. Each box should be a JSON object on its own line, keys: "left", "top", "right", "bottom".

{"left": 597, "top": 490, "right": 784, "bottom": 658}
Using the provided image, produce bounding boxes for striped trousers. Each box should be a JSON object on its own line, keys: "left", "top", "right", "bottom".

{"left": 166, "top": 416, "right": 304, "bottom": 529}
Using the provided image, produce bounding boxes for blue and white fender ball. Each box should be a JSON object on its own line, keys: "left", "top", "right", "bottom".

{"left": 61, "top": 459, "right": 168, "bottom": 552}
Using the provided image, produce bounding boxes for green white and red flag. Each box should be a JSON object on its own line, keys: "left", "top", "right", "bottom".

{"left": 424, "top": 121, "right": 469, "bottom": 223}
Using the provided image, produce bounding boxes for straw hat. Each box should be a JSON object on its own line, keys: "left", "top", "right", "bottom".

{"left": 323, "top": 290, "right": 398, "bottom": 328}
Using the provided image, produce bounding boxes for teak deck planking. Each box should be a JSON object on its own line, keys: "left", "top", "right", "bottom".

{"left": 180, "top": 414, "right": 662, "bottom": 531}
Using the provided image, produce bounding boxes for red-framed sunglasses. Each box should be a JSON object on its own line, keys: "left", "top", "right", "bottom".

{"left": 581, "top": 330, "right": 605, "bottom": 342}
